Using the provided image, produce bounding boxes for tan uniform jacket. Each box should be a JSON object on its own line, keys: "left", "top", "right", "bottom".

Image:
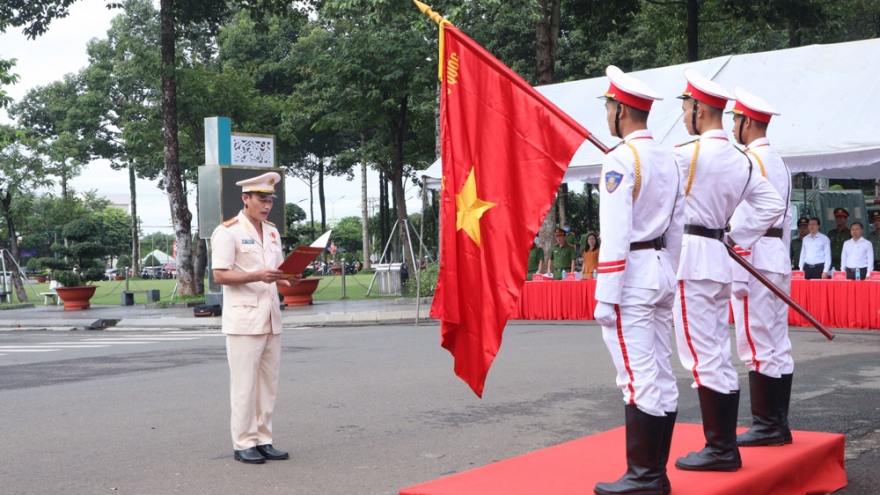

{"left": 211, "top": 211, "right": 284, "bottom": 335}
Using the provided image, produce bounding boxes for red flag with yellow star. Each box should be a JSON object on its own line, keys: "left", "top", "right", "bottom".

{"left": 429, "top": 21, "right": 592, "bottom": 397}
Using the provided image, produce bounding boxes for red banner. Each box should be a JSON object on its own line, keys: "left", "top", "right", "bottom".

{"left": 430, "top": 25, "right": 591, "bottom": 397}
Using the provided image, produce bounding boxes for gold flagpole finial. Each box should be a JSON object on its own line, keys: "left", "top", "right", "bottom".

{"left": 413, "top": 0, "right": 446, "bottom": 26}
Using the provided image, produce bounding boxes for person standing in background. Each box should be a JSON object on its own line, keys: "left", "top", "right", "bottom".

{"left": 799, "top": 218, "right": 831, "bottom": 280}
{"left": 581, "top": 233, "right": 601, "bottom": 280}
{"left": 790, "top": 218, "right": 808, "bottom": 270}
{"left": 827, "top": 208, "right": 851, "bottom": 270}
{"left": 527, "top": 237, "right": 544, "bottom": 279}
{"left": 840, "top": 222, "right": 873, "bottom": 280}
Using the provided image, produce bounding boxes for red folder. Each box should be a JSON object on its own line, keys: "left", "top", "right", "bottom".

{"left": 278, "top": 231, "right": 331, "bottom": 278}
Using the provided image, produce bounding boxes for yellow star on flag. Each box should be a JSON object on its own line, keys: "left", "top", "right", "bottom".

{"left": 455, "top": 168, "right": 496, "bottom": 247}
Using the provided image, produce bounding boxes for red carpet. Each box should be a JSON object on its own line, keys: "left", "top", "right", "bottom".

{"left": 399, "top": 424, "right": 846, "bottom": 495}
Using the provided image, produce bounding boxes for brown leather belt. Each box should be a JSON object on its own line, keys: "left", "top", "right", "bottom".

{"left": 764, "top": 228, "right": 783, "bottom": 238}
{"left": 684, "top": 224, "right": 725, "bottom": 241}
{"left": 630, "top": 235, "right": 666, "bottom": 251}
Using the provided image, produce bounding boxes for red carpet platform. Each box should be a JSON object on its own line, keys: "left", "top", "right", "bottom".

{"left": 399, "top": 424, "right": 846, "bottom": 495}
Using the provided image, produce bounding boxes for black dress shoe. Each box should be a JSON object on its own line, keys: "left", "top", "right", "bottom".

{"left": 234, "top": 447, "right": 266, "bottom": 464}
{"left": 256, "top": 444, "right": 289, "bottom": 460}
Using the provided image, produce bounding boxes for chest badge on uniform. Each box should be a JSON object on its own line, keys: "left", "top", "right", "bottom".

{"left": 605, "top": 170, "right": 623, "bottom": 193}
{"left": 242, "top": 239, "right": 255, "bottom": 244}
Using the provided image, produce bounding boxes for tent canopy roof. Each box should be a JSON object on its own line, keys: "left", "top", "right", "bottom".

{"left": 423, "top": 38, "right": 880, "bottom": 188}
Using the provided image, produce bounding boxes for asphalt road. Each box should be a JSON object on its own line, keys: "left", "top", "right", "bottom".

{"left": 1, "top": 323, "right": 878, "bottom": 495}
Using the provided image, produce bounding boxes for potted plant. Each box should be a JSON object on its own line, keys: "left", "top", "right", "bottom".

{"left": 278, "top": 267, "right": 320, "bottom": 306}
{"left": 37, "top": 219, "right": 107, "bottom": 310}
{"left": 25, "top": 259, "right": 49, "bottom": 283}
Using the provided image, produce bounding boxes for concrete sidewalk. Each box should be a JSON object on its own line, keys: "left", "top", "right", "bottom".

{"left": 0, "top": 298, "right": 435, "bottom": 331}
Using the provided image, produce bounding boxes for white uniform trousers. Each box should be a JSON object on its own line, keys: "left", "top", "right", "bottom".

{"left": 674, "top": 279, "right": 739, "bottom": 394}
{"left": 601, "top": 269, "right": 678, "bottom": 417}
{"left": 227, "top": 332, "right": 281, "bottom": 451}
{"left": 732, "top": 271, "right": 793, "bottom": 377}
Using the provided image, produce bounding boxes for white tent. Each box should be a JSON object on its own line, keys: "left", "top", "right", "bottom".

{"left": 142, "top": 249, "right": 172, "bottom": 265}
{"left": 423, "top": 38, "right": 880, "bottom": 187}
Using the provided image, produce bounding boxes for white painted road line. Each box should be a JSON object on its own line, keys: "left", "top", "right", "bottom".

{"left": 0, "top": 349, "right": 60, "bottom": 353}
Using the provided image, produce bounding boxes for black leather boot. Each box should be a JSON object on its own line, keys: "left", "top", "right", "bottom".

{"left": 779, "top": 373, "right": 793, "bottom": 444}
{"left": 674, "top": 387, "right": 742, "bottom": 472}
{"left": 659, "top": 411, "right": 677, "bottom": 495}
{"left": 737, "top": 371, "right": 785, "bottom": 447}
{"left": 594, "top": 405, "right": 665, "bottom": 495}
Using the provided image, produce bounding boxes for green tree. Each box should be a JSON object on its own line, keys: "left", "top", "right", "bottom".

{"left": 0, "top": 140, "right": 52, "bottom": 302}
{"left": 38, "top": 218, "right": 107, "bottom": 287}
{"left": 3, "top": 0, "right": 299, "bottom": 297}
{"left": 0, "top": 58, "right": 19, "bottom": 109}
{"left": 9, "top": 76, "right": 91, "bottom": 199}
{"left": 95, "top": 207, "right": 133, "bottom": 263}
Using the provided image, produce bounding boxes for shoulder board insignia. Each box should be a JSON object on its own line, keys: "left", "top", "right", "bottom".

{"left": 675, "top": 139, "right": 698, "bottom": 148}
{"left": 264, "top": 220, "right": 276, "bottom": 227}
{"left": 221, "top": 218, "right": 239, "bottom": 227}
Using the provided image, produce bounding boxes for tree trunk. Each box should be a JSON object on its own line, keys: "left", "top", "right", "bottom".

{"left": 308, "top": 174, "right": 315, "bottom": 240}
{"left": 535, "top": 0, "right": 560, "bottom": 86}
{"left": 1, "top": 194, "right": 28, "bottom": 303}
{"left": 686, "top": 0, "right": 699, "bottom": 62}
{"left": 585, "top": 183, "right": 594, "bottom": 233}
{"left": 129, "top": 162, "right": 139, "bottom": 277}
{"left": 788, "top": 18, "right": 801, "bottom": 48}
{"left": 557, "top": 183, "right": 568, "bottom": 226}
{"left": 160, "top": 0, "right": 195, "bottom": 296}
{"left": 379, "top": 170, "right": 387, "bottom": 254}
{"left": 536, "top": 0, "right": 561, "bottom": 255}
{"left": 318, "top": 158, "right": 326, "bottom": 232}
{"left": 360, "top": 131, "right": 371, "bottom": 270}
{"left": 390, "top": 95, "right": 415, "bottom": 276}
{"left": 195, "top": 238, "right": 207, "bottom": 294}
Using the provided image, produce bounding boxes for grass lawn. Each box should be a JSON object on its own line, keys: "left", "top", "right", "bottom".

{"left": 6, "top": 272, "right": 408, "bottom": 306}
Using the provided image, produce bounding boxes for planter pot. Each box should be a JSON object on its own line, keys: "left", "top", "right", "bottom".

{"left": 36, "top": 277, "right": 47, "bottom": 283}
{"left": 54, "top": 286, "right": 98, "bottom": 310}
{"left": 114, "top": 275, "right": 125, "bottom": 281}
{"left": 278, "top": 278, "right": 320, "bottom": 306}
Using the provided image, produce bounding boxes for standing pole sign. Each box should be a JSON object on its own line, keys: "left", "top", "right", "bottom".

{"left": 199, "top": 117, "right": 286, "bottom": 306}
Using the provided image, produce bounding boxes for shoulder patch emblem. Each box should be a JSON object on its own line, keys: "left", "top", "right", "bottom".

{"left": 222, "top": 217, "right": 239, "bottom": 227}
{"left": 605, "top": 170, "right": 624, "bottom": 193}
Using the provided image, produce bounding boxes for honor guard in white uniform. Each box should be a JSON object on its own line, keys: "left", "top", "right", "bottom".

{"left": 592, "top": 66, "right": 686, "bottom": 495}
{"left": 211, "top": 171, "right": 301, "bottom": 464}
{"left": 670, "top": 70, "right": 786, "bottom": 473}
{"left": 726, "top": 88, "right": 795, "bottom": 448}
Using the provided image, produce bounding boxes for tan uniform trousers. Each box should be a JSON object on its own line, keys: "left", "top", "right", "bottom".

{"left": 227, "top": 332, "right": 281, "bottom": 451}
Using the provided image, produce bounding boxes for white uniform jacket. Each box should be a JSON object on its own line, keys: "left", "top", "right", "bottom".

{"left": 670, "top": 129, "right": 785, "bottom": 284}
{"left": 595, "top": 130, "right": 685, "bottom": 305}
{"left": 729, "top": 138, "right": 792, "bottom": 281}
{"left": 211, "top": 211, "right": 284, "bottom": 335}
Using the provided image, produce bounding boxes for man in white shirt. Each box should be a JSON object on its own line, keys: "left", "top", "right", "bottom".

{"left": 840, "top": 222, "right": 873, "bottom": 280}
{"left": 799, "top": 218, "right": 831, "bottom": 280}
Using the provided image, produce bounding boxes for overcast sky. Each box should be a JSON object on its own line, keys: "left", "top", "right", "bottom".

{"left": 0, "top": 1, "right": 424, "bottom": 235}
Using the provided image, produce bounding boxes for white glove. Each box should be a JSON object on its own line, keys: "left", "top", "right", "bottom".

{"left": 594, "top": 301, "right": 617, "bottom": 327}
{"left": 732, "top": 281, "right": 750, "bottom": 299}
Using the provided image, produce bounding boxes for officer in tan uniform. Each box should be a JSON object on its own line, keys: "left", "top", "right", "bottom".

{"left": 211, "top": 171, "right": 301, "bottom": 464}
